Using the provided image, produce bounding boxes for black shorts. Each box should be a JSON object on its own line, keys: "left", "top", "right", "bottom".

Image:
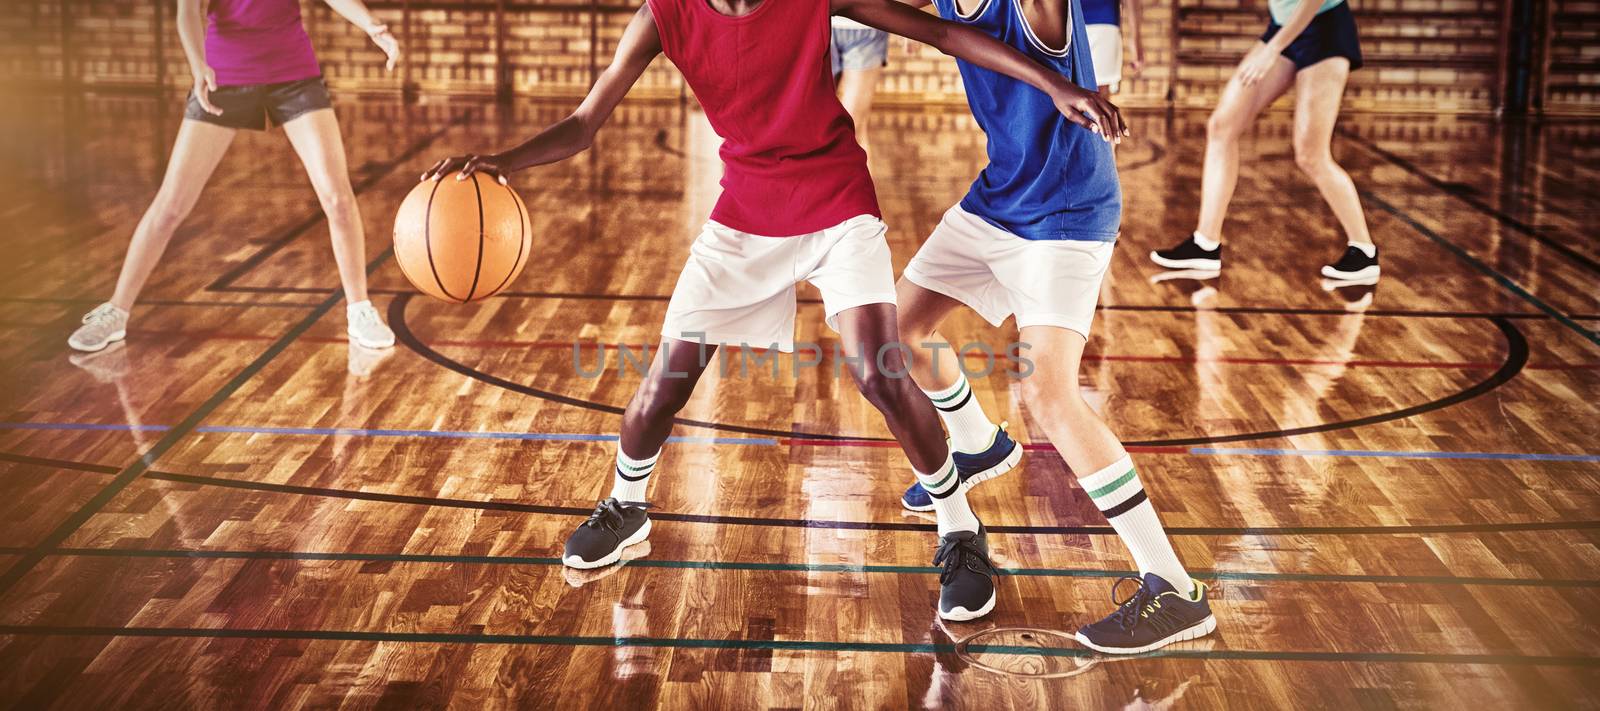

{"left": 184, "top": 75, "right": 333, "bottom": 131}
{"left": 1261, "top": 2, "right": 1363, "bottom": 72}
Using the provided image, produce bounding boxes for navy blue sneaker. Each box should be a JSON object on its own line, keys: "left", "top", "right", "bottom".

{"left": 1075, "top": 573, "right": 1216, "bottom": 654}
{"left": 902, "top": 423, "right": 1023, "bottom": 512}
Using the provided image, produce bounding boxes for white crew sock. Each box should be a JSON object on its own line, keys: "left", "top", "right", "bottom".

{"left": 921, "top": 373, "right": 999, "bottom": 454}
{"left": 1348, "top": 241, "right": 1377, "bottom": 258}
{"left": 913, "top": 453, "right": 981, "bottom": 537}
{"left": 609, "top": 448, "right": 659, "bottom": 503}
{"left": 1191, "top": 231, "right": 1220, "bottom": 251}
{"left": 1077, "top": 454, "right": 1195, "bottom": 597}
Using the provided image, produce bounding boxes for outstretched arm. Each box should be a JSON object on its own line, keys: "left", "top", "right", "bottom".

{"left": 834, "top": 0, "right": 1126, "bottom": 140}
{"left": 422, "top": 4, "right": 663, "bottom": 181}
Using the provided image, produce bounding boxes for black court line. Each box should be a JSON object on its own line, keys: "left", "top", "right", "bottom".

{"left": 393, "top": 291, "right": 1530, "bottom": 448}
{"left": 0, "top": 249, "right": 398, "bottom": 596}
{"left": 0, "top": 625, "right": 1593, "bottom": 667}
{"left": 4, "top": 546, "right": 1594, "bottom": 589}
{"left": 1365, "top": 192, "right": 1600, "bottom": 349}
{"left": 1339, "top": 127, "right": 1600, "bottom": 277}
{"left": 205, "top": 111, "right": 473, "bottom": 293}
{"left": 4, "top": 451, "right": 1594, "bottom": 537}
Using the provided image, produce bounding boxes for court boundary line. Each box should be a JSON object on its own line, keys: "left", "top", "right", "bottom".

{"left": 4, "top": 546, "right": 1594, "bottom": 589}
{"left": 1364, "top": 192, "right": 1600, "bottom": 349}
{"left": 1339, "top": 127, "right": 1600, "bottom": 277}
{"left": 0, "top": 625, "right": 1592, "bottom": 667}
{"left": 4, "top": 451, "right": 1595, "bottom": 537}
{"left": 392, "top": 294, "right": 1531, "bottom": 448}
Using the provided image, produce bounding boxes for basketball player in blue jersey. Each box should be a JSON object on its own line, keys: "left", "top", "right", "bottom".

{"left": 893, "top": 0, "right": 1216, "bottom": 653}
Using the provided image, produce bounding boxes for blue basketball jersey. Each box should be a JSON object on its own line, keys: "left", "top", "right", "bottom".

{"left": 1080, "top": 0, "right": 1119, "bottom": 27}
{"left": 932, "top": 0, "right": 1121, "bottom": 241}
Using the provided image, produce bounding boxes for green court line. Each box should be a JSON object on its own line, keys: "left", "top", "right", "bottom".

{"left": 25, "top": 547, "right": 1598, "bottom": 589}
{"left": 0, "top": 625, "right": 1594, "bottom": 667}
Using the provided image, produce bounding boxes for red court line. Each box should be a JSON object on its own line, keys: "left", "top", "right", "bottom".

{"left": 124, "top": 329, "right": 1600, "bottom": 372}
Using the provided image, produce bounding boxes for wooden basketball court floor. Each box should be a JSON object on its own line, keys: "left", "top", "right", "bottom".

{"left": 0, "top": 93, "right": 1596, "bottom": 708}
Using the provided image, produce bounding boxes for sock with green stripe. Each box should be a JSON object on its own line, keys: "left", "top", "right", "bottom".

{"left": 914, "top": 453, "right": 981, "bottom": 537}
{"left": 1078, "top": 454, "right": 1195, "bottom": 597}
{"left": 610, "top": 447, "right": 659, "bottom": 503}
{"left": 922, "top": 373, "right": 998, "bottom": 454}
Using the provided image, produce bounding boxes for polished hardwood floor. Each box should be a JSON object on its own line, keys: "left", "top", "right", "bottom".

{"left": 0, "top": 92, "right": 1597, "bottom": 709}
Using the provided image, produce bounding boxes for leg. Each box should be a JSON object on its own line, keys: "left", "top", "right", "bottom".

{"left": 833, "top": 303, "right": 948, "bottom": 475}
{"left": 618, "top": 338, "right": 716, "bottom": 462}
{"left": 1021, "top": 325, "right": 1215, "bottom": 652}
{"left": 109, "top": 120, "right": 237, "bottom": 310}
{"left": 895, "top": 278, "right": 967, "bottom": 393}
{"left": 1291, "top": 58, "right": 1373, "bottom": 247}
{"left": 1194, "top": 43, "right": 1297, "bottom": 242}
{"left": 281, "top": 108, "right": 369, "bottom": 303}
{"left": 563, "top": 338, "right": 714, "bottom": 570}
{"left": 836, "top": 65, "right": 884, "bottom": 153}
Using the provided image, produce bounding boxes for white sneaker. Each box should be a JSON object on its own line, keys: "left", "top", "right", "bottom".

{"left": 68, "top": 303, "right": 129, "bottom": 352}
{"left": 346, "top": 300, "right": 395, "bottom": 349}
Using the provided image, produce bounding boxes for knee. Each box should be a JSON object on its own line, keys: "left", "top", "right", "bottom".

{"left": 1293, "top": 142, "right": 1335, "bottom": 178}
{"left": 147, "top": 192, "right": 194, "bottom": 231}
{"left": 852, "top": 367, "right": 906, "bottom": 410}
{"left": 1206, "top": 110, "right": 1238, "bottom": 141}
{"left": 629, "top": 378, "right": 694, "bottom": 421}
{"left": 316, "top": 184, "right": 359, "bottom": 219}
{"left": 1020, "top": 372, "right": 1083, "bottom": 417}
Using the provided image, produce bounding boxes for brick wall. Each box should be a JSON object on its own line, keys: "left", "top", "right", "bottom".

{"left": 1, "top": 0, "right": 1583, "bottom": 115}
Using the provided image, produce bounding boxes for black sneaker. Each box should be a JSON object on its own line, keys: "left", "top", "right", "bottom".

{"left": 933, "top": 526, "right": 999, "bottom": 621}
{"left": 1074, "top": 573, "right": 1216, "bottom": 654}
{"left": 1150, "top": 235, "right": 1221, "bottom": 271}
{"left": 562, "top": 498, "right": 652, "bottom": 569}
{"left": 1321, "top": 244, "right": 1379, "bottom": 281}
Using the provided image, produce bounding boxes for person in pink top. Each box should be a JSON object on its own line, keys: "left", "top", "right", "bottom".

{"left": 425, "top": 0, "right": 1124, "bottom": 620}
{"left": 68, "top": 0, "right": 403, "bottom": 354}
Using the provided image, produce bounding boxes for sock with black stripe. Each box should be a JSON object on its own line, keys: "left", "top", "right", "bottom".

{"left": 1078, "top": 454, "right": 1195, "bottom": 597}
{"left": 913, "top": 453, "right": 981, "bottom": 537}
{"left": 610, "top": 448, "right": 658, "bottom": 503}
{"left": 921, "top": 373, "right": 998, "bottom": 454}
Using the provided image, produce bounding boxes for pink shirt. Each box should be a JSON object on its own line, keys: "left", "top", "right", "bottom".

{"left": 205, "top": 0, "right": 322, "bottom": 86}
{"left": 646, "top": 0, "right": 881, "bottom": 237}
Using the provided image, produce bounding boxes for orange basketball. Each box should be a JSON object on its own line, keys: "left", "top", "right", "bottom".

{"left": 393, "top": 171, "right": 532, "bottom": 303}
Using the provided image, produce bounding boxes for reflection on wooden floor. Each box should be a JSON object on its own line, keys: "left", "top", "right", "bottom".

{"left": 0, "top": 93, "right": 1597, "bottom": 708}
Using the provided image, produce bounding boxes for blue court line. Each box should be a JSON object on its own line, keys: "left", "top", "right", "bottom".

{"left": 0, "top": 423, "right": 774, "bottom": 446}
{"left": 1192, "top": 447, "right": 1600, "bottom": 463}
{"left": 3, "top": 422, "right": 1594, "bottom": 462}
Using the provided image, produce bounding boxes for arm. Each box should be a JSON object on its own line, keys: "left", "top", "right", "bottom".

{"left": 422, "top": 5, "right": 663, "bottom": 181}
{"left": 834, "top": 0, "right": 1125, "bottom": 139}
{"left": 1123, "top": 0, "right": 1143, "bottom": 77}
{"left": 322, "top": 0, "right": 400, "bottom": 70}
{"left": 176, "top": 0, "right": 221, "bottom": 115}
{"left": 1238, "top": 0, "right": 1319, "bottom": 84}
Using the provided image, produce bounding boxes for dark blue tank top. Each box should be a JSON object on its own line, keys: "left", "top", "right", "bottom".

{"left": 932, "top": 0, "right": 1121, "bottom": 241}
{"left": 1080, "top": 0, "right": 1118, "bottom": 26}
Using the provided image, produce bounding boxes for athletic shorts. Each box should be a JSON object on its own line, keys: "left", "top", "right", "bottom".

{"left": 661, "top": 215, "right": 896, "bottom": 352}
{"left": 903, "top": 205, "right": 1114, "bottom": 339}
{"left": 831, "top": 25, "right": 890, "bottom": 75}
{"left": 1261, "top": 2, "right": 1363, "bottom": 72}
{"left": 1085, "top": 23, "right": 1123, "bottom": 89}
{"left": 184, "top": 75, "right": 333, "bottom": 131}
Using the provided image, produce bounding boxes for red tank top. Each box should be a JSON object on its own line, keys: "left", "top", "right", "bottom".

{"left": 646, "top": 0, "right": 880, "bottom": 237}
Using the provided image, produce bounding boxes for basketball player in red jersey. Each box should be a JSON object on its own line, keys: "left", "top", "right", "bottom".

{"left": 424, "top": 0, "right": 1124, "bottom": 620}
